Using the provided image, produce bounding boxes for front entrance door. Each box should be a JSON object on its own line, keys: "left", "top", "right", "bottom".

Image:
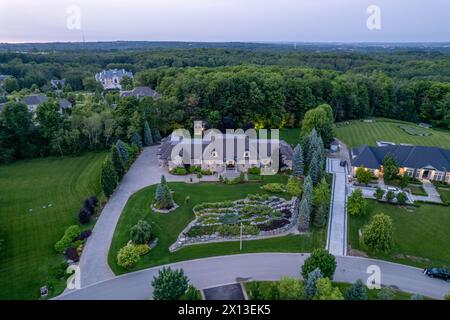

{"left": 422, "top": 170, "right": 430, "bottom": 179}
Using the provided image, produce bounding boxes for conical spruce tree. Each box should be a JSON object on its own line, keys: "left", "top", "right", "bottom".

{"left": 131, "top": 132, "right": 143, "bottom": 149}
{"left": 292, "top": 144, "right": 304, "bottom": 177}
{"left": 305, "top": 268, "right": 323, "bottom": 299}
{"left": 298, "top": 197, "right": 311, "bottom": 232}
{"left": 309, "top": 149, "right": 323, "bottom": 185}
{"left": 152, "top": 128, "right": 162, "bottom": 143}
{"left": 116, "top": 139, "right": 130, "bottom": 166}
{"left": 161, "top": 184, "right": 174, "bottom": 209}
{"left": 305, "top": 128, "right": 319, "bottom": 166}
{"left": 111, "top": 143, "right": 125, "bottom": 177}
{"left": 345, "top": 279, "right": 368, "bottom": 300}
{"left": 154, "top": 183, "right": 165, "bottom": 205}
{"left": 303, "top": 176, "right": 313, "bottom": 206}
{"left": 144, "top": 121, "right": 154, "bottom": 146}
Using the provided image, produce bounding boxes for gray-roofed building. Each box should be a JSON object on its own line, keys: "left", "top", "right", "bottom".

{"left": 23, "top": 94, "right": 48, "bottom": 112}
{"left": 158, "top": 133, "right": 293, "bottom": 174}
{"left": 119, "top": 86, "right": 160, "bottom": 99}
{"left": 95, "top": 69, "right": 133, "bottom": 90}
{"left": 351, "top": 144, "right": 450, "bottom": 182}
{"left": 23, "top": 95, "right": 72, "bottom": 113}
{"left": 59, "top": 98, "right": 72, "bottom": 111}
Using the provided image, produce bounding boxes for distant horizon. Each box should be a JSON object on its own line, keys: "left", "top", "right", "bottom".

{"left": 1, "top": 0, "right": 449, "bottom": 43}
{"left": 1, "top": 40, "right": 450, "bottom": 45}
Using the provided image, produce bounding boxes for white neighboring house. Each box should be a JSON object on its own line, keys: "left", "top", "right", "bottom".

{"left": 95, "top": 69, "right": 133, "bottom": 90}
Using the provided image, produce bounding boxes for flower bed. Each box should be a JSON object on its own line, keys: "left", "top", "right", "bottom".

{"left": 170, "top": 194, "right": 297, "bottom": 251}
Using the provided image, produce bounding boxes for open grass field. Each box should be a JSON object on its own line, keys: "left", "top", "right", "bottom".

{"left": 244, "top": 280, "right": 424, "bottom": 300}
{"left": 348, "top": 200, "right": 450, "bottom": 269}
{"left": 108, "top": 176, "right": 326, "bottom": 275}
{"left": 334, "top": 118, "right": 450, "bottom": 148}
{"left": 0, "top": 152, "right": 107, "bottom": 299}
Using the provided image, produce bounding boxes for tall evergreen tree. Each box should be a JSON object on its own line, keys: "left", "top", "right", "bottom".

{"left": 111, "top": 143, "right": 125, "bottom": 177}
{"left": 131, "top": 132, "right": 143, "bottom": 149}
{"left": 305, "top": 268, "right": 323, "bottom": 300}
{"left": 309, "top": 148, "right": 323, "bottom": 185}
{"left": 302, "top": 176, "right": 313, "bottom": 209}
{"left": 152, "top": 128, "right": 162, "bottom": 143}
{"left": 161, "top": 184, "right": 174, "bottom": 209}
{"left": 154, "top": 183, "right": 165, "bottom": 204}
{"left": 298, "top": 197, "right": 311, "bottom": 232}
{"left": 101, "top": 157, "right": 119, "bottom": 197}
{"left": 116, "top": 139, "right": 130, "bottom": 166}
{"left": 144, "top": 121, "right": 154, "bottom": 146}
{"left": 292, "top": 144, "right": 304, "bottom": 177}
{"left": 305, "top": 128, "right": 319, "bottom": 166}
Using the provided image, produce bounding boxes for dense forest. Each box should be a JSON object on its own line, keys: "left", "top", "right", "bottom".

{"left": 0, "top": 43, "right": 449, "bottom": 163}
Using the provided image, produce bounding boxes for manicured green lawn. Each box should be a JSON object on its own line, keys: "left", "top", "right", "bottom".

{"left": 244, "top": 281, "right": 423, "bottom": 300}
{"left": 334, "top": 118, "right": 450, "bottom": 148}
{"left": 437, "top": 188, "right": 450, "bottom": 205}
{"left": 348, "top": 200, "right": 450, "bottom": 269}
{"left": 0, "top": 152, "right": 107, "bottom": 299}
{"left": 108, "top": 176, "right": 326, "bottom": 275}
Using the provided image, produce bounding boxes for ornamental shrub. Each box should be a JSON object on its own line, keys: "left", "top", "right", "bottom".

{"left": 117, "top": 244, "right": 141, "bottom": 269}
{"left": 54, "top": 225, "right": 81, "bottom": 253}
{"left": 261, "top": 183, "right": 285, "bottom": 193}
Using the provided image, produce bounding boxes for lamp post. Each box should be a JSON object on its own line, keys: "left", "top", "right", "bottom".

{"left": 240, "top": 222, "right": 243, "bottom": 251}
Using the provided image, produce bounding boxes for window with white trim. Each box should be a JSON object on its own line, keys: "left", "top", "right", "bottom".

{"left": 434, "top": 171, "right": 445, "bottom": 181}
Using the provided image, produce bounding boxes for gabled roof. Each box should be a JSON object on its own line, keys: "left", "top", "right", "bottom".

{"left": 120, "top": 86, "right": 159, "bottom": 98}
{"left": 159, "top": 134, "right": 293, "bottom": 162}
{"left": 23, "top": 94, "right": 48, "bottom": 106}
{"left": 59, "top": 99, "right": 72, "bottom": 109}
{"left": 95, "top": 69, "right": 133, "bottom": 81}
{"left": 351, "top": 145, "right": 450, "bottom": 171}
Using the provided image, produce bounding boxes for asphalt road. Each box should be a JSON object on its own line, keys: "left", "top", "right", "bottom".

{"left": 58, "top": 253, "right": 450, "bottom": 300}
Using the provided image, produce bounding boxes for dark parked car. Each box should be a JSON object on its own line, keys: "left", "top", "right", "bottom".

{"left": 423, "top": 267, "right": 450, "bottom": 281}
{"left": 340, "top": 160, "right": 347, "bottom": 167}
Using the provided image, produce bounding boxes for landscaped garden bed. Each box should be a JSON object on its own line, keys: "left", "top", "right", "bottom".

{"left": 170, "top": 194, "right": 297, "bottom": 251}
{"left": 408, "top": 185, "right": 427, "bottom": 196}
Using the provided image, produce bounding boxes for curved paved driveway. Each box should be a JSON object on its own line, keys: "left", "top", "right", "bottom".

{"left": 79, "top": 146, "right": 189, "bottom": 287}
{"left": 60, "top": 253, "right": 450, "bottom": 300}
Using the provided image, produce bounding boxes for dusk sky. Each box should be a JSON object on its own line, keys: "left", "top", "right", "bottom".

{"left": 0, "top": 0, "right": 449, "bottom": 43}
